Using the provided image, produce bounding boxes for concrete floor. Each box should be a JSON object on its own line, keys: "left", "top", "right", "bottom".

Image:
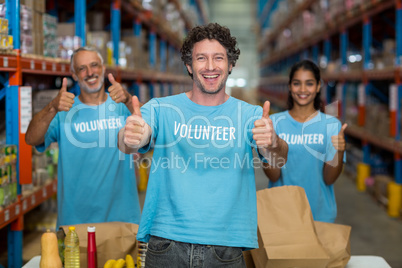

{"left": 1, "top": 168, "right": 401, "bottom": 267}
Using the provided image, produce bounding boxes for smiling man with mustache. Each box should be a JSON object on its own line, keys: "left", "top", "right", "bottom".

{"left": 25, "top": 46, "right": 141, "bottom": 229}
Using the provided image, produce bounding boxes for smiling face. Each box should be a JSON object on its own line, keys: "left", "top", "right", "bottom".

{"left": 186, "top": 39, "right": 232, "bottom": 95}
{"left": 72, "top": 50, "right": 106, "bottom": 94}
{"left": 289, "top": 68, "right": 321, "bottom": 108}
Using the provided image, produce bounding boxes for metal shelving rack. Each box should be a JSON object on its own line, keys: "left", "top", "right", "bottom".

{"left": 257, "top": 0, "right": 402, "bottom": 188}
{"left": 0, "top": 0, "right": 208, "bottom": 267}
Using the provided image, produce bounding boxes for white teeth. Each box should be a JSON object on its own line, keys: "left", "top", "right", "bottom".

{"left": 87, "top": 78, "right": 97, "bottom": 82}
{"left": 203, "top": 75, "right": 218, "bottom": 78}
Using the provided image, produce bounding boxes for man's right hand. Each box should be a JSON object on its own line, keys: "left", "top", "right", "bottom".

{"left": 52, "top": 77, "right": 75, "bottom": 112}
{"left": 123, "top": 96, "right": 148, "bottom": 148}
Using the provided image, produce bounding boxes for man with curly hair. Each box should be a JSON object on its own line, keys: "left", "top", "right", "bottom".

{"left": 119, "top": 23, "right": 288, "bottom": 267}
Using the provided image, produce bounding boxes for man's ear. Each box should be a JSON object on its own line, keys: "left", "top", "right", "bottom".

{"left": 186, "top": 64, "right": 193, "bottom": 75}
{"left": 71, "top": 73, "right": 78, "bottom": 81}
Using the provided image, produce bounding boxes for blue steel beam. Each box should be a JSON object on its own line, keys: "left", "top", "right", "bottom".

{"left": 5, "top": 0, "right": 20, "bottom": 49}
{"left": 111, "top": 1, "right": 121, "bottom": 66}
{"left": 0, "top": 87, "right": 5, "bottom": 100}
{"left": 397, "top": 5, "right": 402, "bottom": 66}
{"left": 395, "top": 2, "right": 402, "bottom": 183}
{"left": 363, "top": 18, "right": 372, "bottom": 70}
{"left": 160, "top": 39, "right": 167, "bottom": 72}
{"left": 149, "top": 31, "right": 157, "bottom": 70}
{"left": 340, "top": 30, "right": 348, "bottom": 70}
{"left": 6, "top": 0, "right": 22, "bottom": 266}
{"left": 75, "top": 0, "right": 86, "bottom": 45}
{"left": 324, "top": 38, "right": 331, "bottom": 63}
{"left": 312, "top": 44, "right": 319, "bottom": 64}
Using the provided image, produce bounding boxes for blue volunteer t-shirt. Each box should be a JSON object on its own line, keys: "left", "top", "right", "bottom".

{"left": 137, "top": 93, "right": 262, "bottom": 249}
{"left": 269, "top": 111, "right": 345, "bottom": 223}
{"left": 37, "top": 94, "right": 141, "bottom": 228}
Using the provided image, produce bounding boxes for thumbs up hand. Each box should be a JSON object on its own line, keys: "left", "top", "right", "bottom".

{"left": 331, "top": 123, "right": 347, "bottom": 151}
{"left": 51, "top": 77, "right": 75, "bottom": 112}
{"left": 123, "top": 96, "right": 149, "bottom": 148}
{"left": 108, "top": 73, "right": 130, "bottom": 104}
{"left": 252, "top": 101, "right": 278, "bottom": 150}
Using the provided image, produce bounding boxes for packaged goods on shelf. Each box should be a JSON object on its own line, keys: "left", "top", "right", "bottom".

{"left": 344, "top": 85, "right": 358, "bottom": 126}
{"left": 365, "top": 101, "right": 389, "bottom": 138}
{"left": 152, "top": 83, "right": 161, "bottom": 98}
{"left": 0, "top": 144, "right": 17, "bottom": 209}
{"left": 22, "top": 144, "right": 58, "bottom": 196}
{"left": 43, "top": 14, "right": 58, "bottom": 58}
{"left": 328, "top": 0, "right": 345, "bottom": 21}
{"left": 58, "top": 36, "right": 82, "bottom": 60}
{"left": 311, "top": 1, "right": 327, "bottom": 32}
{"left": 0, "top": 17, "right": 7, "bottom": 33}
{"left": 345, "top": 0, "right": 364, "bottom": 11}
{"left": 0, "top": 4, "right": 33, "bottom": 54}
{"left": 163, "top": 3, "right": 185, "bottom": 39}
{"left": 87, "top": 11, "right": 104, "bottom": 32}
{"left": 139, "top": 83, "right": 150, "bottom": 103}
{"left": 166, "top": 47, "right": 183, "bottom": 74}
{"left": 87, "top": 31, "right": 110, "bottom": 64}
{"left": 373, "top": 175, "right": 392, "bottom": 206}
{"left": 57, "top": 23, "right": 87, "bottom": 60}
{"left": 20, "top": 0, "right": 45, "bottom": 13}
{"left": 104, "top": 40, "right": 128, "bottom": 67}
{"left": 122, "top": 35, "right": 140, "bottom": 70}
{"left": 32, "top": 89, "right": 59, "bottom": 114}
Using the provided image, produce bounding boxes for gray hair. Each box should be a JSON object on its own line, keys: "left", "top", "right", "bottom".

{"left": 70, "top": 46, "right": 104, "bottom": 74}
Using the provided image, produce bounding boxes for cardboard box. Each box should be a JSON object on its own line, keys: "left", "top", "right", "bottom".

{"left": 87, "top": 31, "right": 110, "bottom": 62}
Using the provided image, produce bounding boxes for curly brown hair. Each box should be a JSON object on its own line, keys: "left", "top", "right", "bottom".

{"left": 180, "top": 23, "right": 240, "bottom": 78}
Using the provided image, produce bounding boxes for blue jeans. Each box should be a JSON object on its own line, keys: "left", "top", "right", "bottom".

{"left": 145, "top": 236, "right": 246, "bottom": 268}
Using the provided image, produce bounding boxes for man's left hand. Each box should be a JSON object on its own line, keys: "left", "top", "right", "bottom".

{"left": 252, "top": 101, "right": 278, "bottom": 151}
{"left": 108, "top": 73, "right": 130, "bottom": 104}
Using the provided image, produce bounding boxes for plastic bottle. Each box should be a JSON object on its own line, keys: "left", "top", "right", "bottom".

{"left": 137, "top": 241, "right": 147, "bottom": 268}
{"left": 87, "top": 226, "right": 97, "bottom": 268}
{"left": 64, "top": 226, "right": 80, "bottom": 268}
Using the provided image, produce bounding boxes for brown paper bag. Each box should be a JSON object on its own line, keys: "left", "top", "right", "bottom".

{"left": 244, "top": 250, "right": 256, "bottom": 268}
{"left": 251, "top": 186, "right": 330, "bottom": 268}
{"left": 60, "top": 221, "right": 138, "bottom": 268}
{"left": 314, "top": 221, "right": 351, "bottom": 268}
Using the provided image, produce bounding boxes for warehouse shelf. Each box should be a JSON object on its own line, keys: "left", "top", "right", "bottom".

{"left": 107, "top": 67, "right": 190, "bottom": 83}
{"left": 258, "top": 0, "right": 315, "bottom": 51}
{"left": 0, "top": 0, "right": 202, "bottom": 267}
{"left": 20, "top": 180, "right": 57, "bottom": 215}
{"left": 346, "top": 125, "right": 402, "bottom": 155}
{"left": 0, "top": 180, "right": 57, "bottom": 230}
{"left": 0, "top": 54, "right": 191, "bottom": 82}
{"left": 258, "top": 0, "right": 402, "bottom": 215}
{"left": 0, "top": 200, "right": 20, "bottom": 231}
{"left": 0, "top": 54, "right": 18, "bottom": 71}
{"left": 260, "top": 67, "right": 399, "bottom": 86}
{"left": 260, "top": 0, "right": 394, "bottom": 66}
{"left": 124, "top": 0, "right": 183, "bottom": 48}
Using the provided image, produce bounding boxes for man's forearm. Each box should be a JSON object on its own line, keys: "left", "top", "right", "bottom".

{"left": 258, "top": 137, "right": 288, "bottom": 168}
{"left": 25, "top": 103, "right": 58, "bottom": 146}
